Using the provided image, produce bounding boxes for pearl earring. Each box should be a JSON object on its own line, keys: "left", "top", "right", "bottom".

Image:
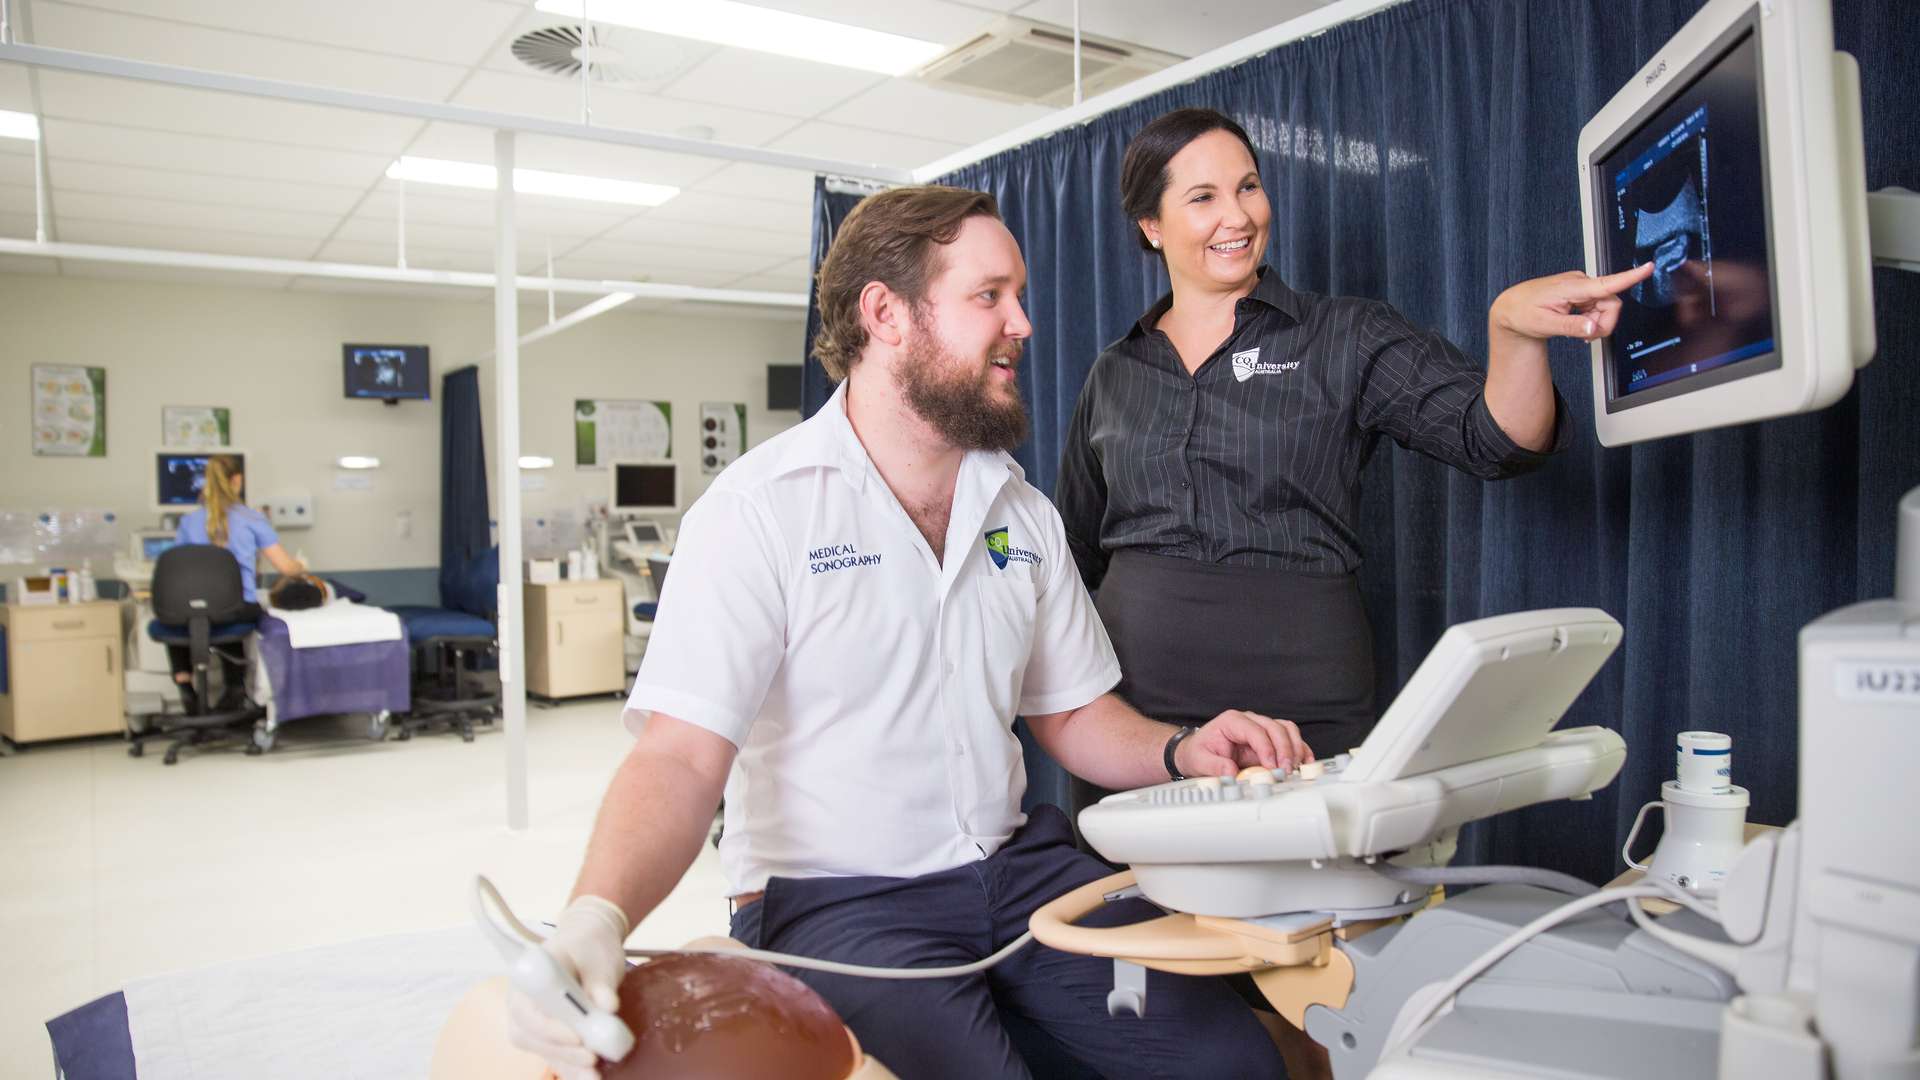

{"left": 1150, "top": 238, "right": 1161, "bottom": 250}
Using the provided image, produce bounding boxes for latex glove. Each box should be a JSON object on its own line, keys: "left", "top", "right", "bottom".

{"left": 505, "top": 895, "right": 630, "bottom": 1080}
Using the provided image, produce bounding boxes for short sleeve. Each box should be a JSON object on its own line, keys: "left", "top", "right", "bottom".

{"left": 250, "top": 511, "right": 282, "bottom": 550}
{"left": 624, "top": 491, "right": 788, "bottom": 747}
{"left": 1016, "top": 503, "right": 1121, "bottom": 716}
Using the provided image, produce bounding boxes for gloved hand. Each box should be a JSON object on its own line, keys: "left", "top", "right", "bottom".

{"left": 505, "top": 895, "right": 630, "bottom": 1080}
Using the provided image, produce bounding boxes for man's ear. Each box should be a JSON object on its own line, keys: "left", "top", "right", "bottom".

{"left": 858, "top": 280, "right": 907, "bottom": 348}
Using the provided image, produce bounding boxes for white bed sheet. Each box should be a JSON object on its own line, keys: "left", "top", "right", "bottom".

{"left": 266, "top": 598, "right": 403, "bottom": 649}
{"left": 124, "top": 925, "right": 499, "bottom": 1079}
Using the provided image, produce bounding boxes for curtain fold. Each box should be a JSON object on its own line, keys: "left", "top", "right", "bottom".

{"left": 805, "top": 0, "right": 1920, "bottom": 882}
{"left": 438, "top": 365, "right": 491, "bottom": 612}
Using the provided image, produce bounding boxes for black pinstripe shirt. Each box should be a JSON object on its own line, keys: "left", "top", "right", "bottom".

{"left": 1057, "top": 268, "right": 1566, "bottom": 587}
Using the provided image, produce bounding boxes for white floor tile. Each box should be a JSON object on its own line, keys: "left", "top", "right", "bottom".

{"left": 0, "top": 699, "right": 730, "bottom": 1078}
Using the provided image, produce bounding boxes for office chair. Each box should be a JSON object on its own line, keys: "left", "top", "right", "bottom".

{"left": 132, "top": 544, "right": 265, "bottom": 765}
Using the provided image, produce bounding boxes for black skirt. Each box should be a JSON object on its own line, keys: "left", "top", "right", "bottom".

{"left": 1071, "top": 550, "right": 1378, "bottom": 829}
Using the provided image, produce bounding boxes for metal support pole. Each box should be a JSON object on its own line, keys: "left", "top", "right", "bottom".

{"left": 2, "top": 0, "right": 12, "bottom": 46}
{"left": 578, "top": 2, "right": 593, "bottom": 126}
{"left": 494, "top": 128, "right": 529, "bottom": 832}
{"left": 546, "top": 239, "right": 556, "bottom": 325}
{"left": 1072, "top": 0, "right": 1083, "bottom": 106}
{"left": 396, "top": 176, "right": 408, "bottom": 269}
{"left": 32, "top": 128, "right": 47, "bottom": 242}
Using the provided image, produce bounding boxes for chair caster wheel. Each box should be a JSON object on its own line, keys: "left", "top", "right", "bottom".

{"left": 163, "top": 751, "right": 180, "bottom": 765}
{"left": 252, "top": 728, "right": 275, "bottom": 753}
{"left": 461, "top": 731, "right": 475, "bottom": 743}
{"left": 129, "top": 742, "right": 144, "bottom": 758}
{"left": 396, "top": 729, "right": 413, "bottom": 742}
{"left": 245, "top": 744, "right": 263, "bottom": 756}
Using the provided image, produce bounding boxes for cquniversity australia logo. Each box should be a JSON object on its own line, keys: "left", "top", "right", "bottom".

{"left": 983, "top": 527, "right": 1042, "bottom": 571}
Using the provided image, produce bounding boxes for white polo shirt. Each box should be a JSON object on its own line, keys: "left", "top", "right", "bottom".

{"left": 625, "top": 382, "right": 1120, "bottom": 896}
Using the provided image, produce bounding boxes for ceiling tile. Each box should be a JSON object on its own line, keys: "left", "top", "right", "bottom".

{"left": 41, "top": 0, "right": 526, "bottom": 66}
{"left": 44, "top": 118, "right": 392, "bottom": 188}
{"left": 58, "top": 217, "right": 322, "bottom": 258}
{"left": 563, "top": 238, "right": 782, "bottom": 275}
{"left": 0, "top": 182, "right": 35, "bottom": 215}
{"left": 315, "top": 238, "right": 501, "bottom": 274}
{"left": 660, "top": 48, "right": 885, "bottom": 119}
{"left": 403, "top": 123, "right": 720, "bottom": 189}
{"left": 594, "top": 214, "right": 805, "bottom": 258}
{"left": 0, "top": 150, "right": 35, "bottom": 189}
{"left": 640, "top": 190, "right": 809, "bottom": 234}
{"left": 30, "top": 2, "right": 469, "bottom": 100}
{"left": 763, "top": 121, "right": 963, "bottom": 172}
{"left": 450, "top": 70, "right": 798, "bottom": 148}
{"left": 48, "top": 160, "right": 367, "bottom": 215}
{"left": 54, "top": 191, "right": 339, "bottom": 240}
{"left": 545, "top": 259, "right": 739, "bottom": 288}
{"left": 695, "top": 162, "right": 817, "bottom": 206}
{"left": 286, "top": 276, "right": 487, "bottom": 302}
{"left": 356, "top": 183, "right": 636, "bottom": 239}
{"left": 821, "top": 79, "right": 1053, "bottom": 145}
{"left": 36, "top": 71, "right": 421, "bottom": 156}
{"left": 0, "top": 64, "right": 32, "bottom": 111}
{"left": 726, "top": 268, "right": 813, "bottom": 295}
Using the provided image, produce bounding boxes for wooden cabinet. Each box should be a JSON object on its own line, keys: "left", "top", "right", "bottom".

{"left": 524, "top": 580, "right": 627, "bottom": 699}
{"left": 0, "top": 602, "right": 127, "bottom": 743}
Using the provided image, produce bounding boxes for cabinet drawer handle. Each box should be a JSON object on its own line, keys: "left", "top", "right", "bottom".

{"left": 106, "top": 644, "right": 114, "bottom": 674}
{"left": 53, "top": 619, "right": 84, "bottom": 630}
{"left": 558, "top": 622, "right": 565, "bottom": 646}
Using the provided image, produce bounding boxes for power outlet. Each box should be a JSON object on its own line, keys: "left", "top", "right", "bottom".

{"left": 396, "top": 509, "right": 413, "bottom": 539}
{"left": 262, "top": 494, "right": 315, "bottom": 529}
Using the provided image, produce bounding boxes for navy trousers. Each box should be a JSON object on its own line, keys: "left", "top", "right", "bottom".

{"left": 729, "top": 806, "right": 1286, "bottom": 1079}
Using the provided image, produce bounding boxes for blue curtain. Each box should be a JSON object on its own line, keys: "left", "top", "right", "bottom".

{"left": 805, "top": 0, "right": 1920, "bottom": 883}
{"left": 439, "top": 365, "right": 492, "bottom": 611}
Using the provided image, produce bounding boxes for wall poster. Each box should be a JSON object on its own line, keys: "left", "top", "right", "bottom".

{"left": 162, "top": 406, "right": 231, "bottom": 448}
{"left": 32, "top": 364, "right": 106, "bottom": 457}
{"left": 575, "top": 399, "right": 671, "bottom": 468}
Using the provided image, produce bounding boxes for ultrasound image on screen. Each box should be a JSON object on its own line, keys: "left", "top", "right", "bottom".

{"left": 345, "top": 346, "right": 429, "bottom": 400}
{"left": 157, "top": 455, "right": 210, "bottom": 506}
{"left": 1597, "top": 27, "right": 1776, "bottom": 404}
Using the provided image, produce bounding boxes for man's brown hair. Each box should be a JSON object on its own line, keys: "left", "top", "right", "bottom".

{"left": 810, "top": 185, "right": 1001, "bottom": 380}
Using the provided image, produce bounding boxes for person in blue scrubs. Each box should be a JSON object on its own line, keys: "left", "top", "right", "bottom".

{"left": 168, "top": 454, "right": 305, "bottom": 710}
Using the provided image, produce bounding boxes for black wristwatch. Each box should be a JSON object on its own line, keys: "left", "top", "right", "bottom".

{"left": 1163, "top": 725, "right": 1196, "bottom": 781}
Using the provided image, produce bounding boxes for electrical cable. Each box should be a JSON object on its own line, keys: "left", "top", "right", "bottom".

{"left": 477, "top": 876, "right": 1036, "bottom": 981}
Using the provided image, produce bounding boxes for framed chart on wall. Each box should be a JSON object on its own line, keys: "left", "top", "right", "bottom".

{"left": 575, "top": 399, "right": 671, "bottom": 468}
{"left": 162, "top": 406, "right": 231, "bottom": 448}
{"left": 32, "top": 364, "right": 107, "bottom": 457}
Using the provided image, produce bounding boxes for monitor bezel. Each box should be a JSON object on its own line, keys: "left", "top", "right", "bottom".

{"left": 153, "top": 447, "right": 249, "bottom": 516}
{"left": 1576, "top": 0, "right": 1872, "bottom": 447}
{"left": 342, "top": 343, "right": 432, "bottom": 402}
{"left": 608, "top": 459, "right": 680, "bottom": 515}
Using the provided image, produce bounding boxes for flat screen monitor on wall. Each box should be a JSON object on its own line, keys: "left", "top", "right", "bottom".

{"left": 344, "top": 344, "right": 431, "bottom": 402}
{"left": 154, "top": 449, "right": 247, "bottom": 515}
{"left": 1577, "top": 0, "right": 1874, "bottom": 446}
{"left": 610, "top": 461, "right": 679, "bottom": 515}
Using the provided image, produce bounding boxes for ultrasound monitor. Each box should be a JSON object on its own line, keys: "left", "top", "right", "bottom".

{"left": 344, "top": 344, "right": 431, "bottom": 402}
{"left": 154, "top": 449, "right": 246, "bottom": 514}
{"left": 1578, "top": 0, "right": 1874, "bottom": 446}
{"left": 610, "top": 461, "right": 678, "bottom": 515}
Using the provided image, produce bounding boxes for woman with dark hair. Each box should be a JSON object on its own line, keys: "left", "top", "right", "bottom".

{"left": 168, "top": 454, "right": 306, "bottom": 710}
{"left": 1058, "top": 108, "right": 1649, "bottom": 791}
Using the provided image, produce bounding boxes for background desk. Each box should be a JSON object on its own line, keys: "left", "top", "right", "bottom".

{"left": 0, "top": 601, "right": 125, "bottom": 743}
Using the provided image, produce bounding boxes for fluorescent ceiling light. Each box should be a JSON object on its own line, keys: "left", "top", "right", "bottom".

{"left": 535, "top": 0, "right": 946, "bottom": 77}
{"left": 518, "top": 455, "right": 556, "bottom": 470}
{"left": 0, "top": 110, "right": 40, "bottom": 141}
{"left": 385, "top": 157, "right": 678, "bottom": 207}
{"left": 337, "top": 456, "right": 382, "bottom": 470}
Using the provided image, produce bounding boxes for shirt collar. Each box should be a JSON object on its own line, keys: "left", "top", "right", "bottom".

{"left": 774, "top": 379, "right": 1026, "bottom": 492}
{"left": 1128, "top": 264, "right": 1307, "bottom": 339}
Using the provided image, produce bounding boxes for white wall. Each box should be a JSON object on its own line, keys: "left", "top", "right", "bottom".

{"left": 0, "top": 272, "right": 805, "bottom": 575}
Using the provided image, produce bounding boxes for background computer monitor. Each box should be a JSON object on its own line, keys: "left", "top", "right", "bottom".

{"left": 1578, "top": 0, "right": 1874, "bottom": 446}
{"left": 343, "top": 344, "right": 431, "bottom": 402}
{"left": 154, "top": 449, "right": 247, "bottom": 515}
{"left": 130, "top": 528, "right": 179, "bottom": 563}
{"left": 610, "top": 461, "right": 679, "bottom": 514}
{"left": 767, "top": 363, "right": 802, "bottom": 411}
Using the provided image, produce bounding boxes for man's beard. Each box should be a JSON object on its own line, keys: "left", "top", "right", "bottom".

{"left": 897, "top": 317, "right": 1028, "bottom": 453}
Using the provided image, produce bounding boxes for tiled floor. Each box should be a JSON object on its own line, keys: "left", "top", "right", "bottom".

{"left": 0, "top": 700, "right": 730, "bottom": 1078}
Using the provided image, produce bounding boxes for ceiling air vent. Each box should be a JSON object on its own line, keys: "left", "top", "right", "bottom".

{"left": 510, "top": 24, "right": 688, "bottom": 85}
{"left": 914, "top": 17, "right": 1182, "bottom": 107}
